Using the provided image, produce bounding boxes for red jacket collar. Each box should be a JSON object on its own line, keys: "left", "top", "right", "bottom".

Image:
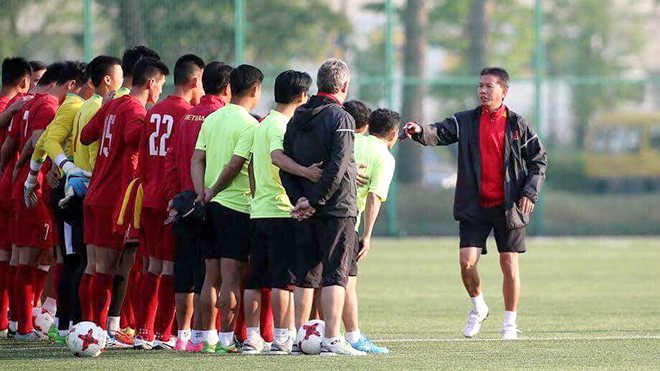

{"left": 317, "top": 92, "right": 343, "bottom": 106}
{"left": 481, "top": 104, "right": 507, "bottom": 118}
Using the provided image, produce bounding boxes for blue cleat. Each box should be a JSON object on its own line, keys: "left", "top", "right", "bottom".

{"left": 348, "top": 333, "right": 389, "bottom": 354}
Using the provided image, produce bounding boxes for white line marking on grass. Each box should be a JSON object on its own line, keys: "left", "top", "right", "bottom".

{"left": 375, "top": 335, "right": 660, "bottom": 343}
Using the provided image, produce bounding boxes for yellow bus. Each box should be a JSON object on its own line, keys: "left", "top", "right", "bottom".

{"left": 585, "top": 112, "right": 660, "bottom": 191}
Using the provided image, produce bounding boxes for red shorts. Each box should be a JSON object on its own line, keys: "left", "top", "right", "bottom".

{"left": 84, "top": 204, "right": 123, "bottom": 249}
{"left": 0, "top": 200, "right": 13, "bottom": 251}
{"left": 140, "top": 207, "right": 175, "bottom": 261}
{"left": 12, "top": 199, "right": 54, "bottom": 249}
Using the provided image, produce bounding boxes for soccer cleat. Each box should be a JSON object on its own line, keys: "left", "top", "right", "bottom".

{"left": 52, "top": 332, "right": 67, "bottom": 346}
{"left": 108, "top": 331, "right": 134, "bottom": 348}
{"left": 0, "top": 329, "right": 8, "bottom": 338}
{"left": 47, "top": 323, "right": 59, "bottom": 341}
{"left": 15, "top": 330, "right": 48, "bottom": 341}
{"left": 201, "top": 341, "right": 217, "bottom": 353}
{"left": 320, "top": 338, "right": 367, "bottom": 356}
{"left": 175, "top": 338, "right": 187, "bottom": 351}
{"left": 241, "top": 334, "right": 264, "bottom": 355}
{"left": 7, "top": 328, "right": 16, "bottom": 339}
{"left": 269, "top": 338, "right": 293, "bottom": 355}
{"left": 501, "top": 325, "right": 521, "bottom": 340}
{"left": 133, "top": 335, "right": 154, "bottom": 350}
{"left": 153, "top": 336, "right": 176, "bottom": 350}
{"left": 348, "top": 333, "right": 389, "bottom": 354}
{"left": 122, "top": 327, "right": 136, "bottom": 339}
{"left": 289, "top": 342, "right": 303, "bottom": 356}
{"left": 216, "top": 343, "right": 239, "bottom": 354}
{"left": 186, "top": 340, "right": 204, "bottom": 352}
{"left": 463, "top": 307, "right": 489, "bottom": 338}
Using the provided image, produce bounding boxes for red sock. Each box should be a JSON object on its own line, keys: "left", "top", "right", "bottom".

{"left": 6, "top": 265, "right": 17, "bottom": 323}
{"left": 93, "top": 273, "right": 114, "bottom": 330}
{"left": 0, "top": 261, "right": 9, "bottom": 330}
{"left": 79, "top": 273, "right": 95, "bottom": 322}
{"left": 33, "top": 267, "right": 48, "bottom": 305}
{"left": 154, "top": 274, "right": 175, "bottom": 341}
{"left": 128, "top": 271, "right": 142, "bottom": 328}
{"left": 260, "top": 289, "right": 274, "bottom": 342}
{"left": 15, "top": 265, "right": 36, "bottom": 335}
{"left": 136, "top": 272, "right": 160, "bottom": 341}
{"left": 234, "top": 287, "right": 246, "bottom": 342}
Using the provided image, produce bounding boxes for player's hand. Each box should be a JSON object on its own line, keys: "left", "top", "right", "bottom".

{"left": 102, "top": 91, "right": 116, "bottom": 106}
{"left": 402, "top": 122, "right": 422, "bottom": 141}
{"left": 357, "top": 236, "right": 371, "bottom": 262}
{"left": 356, "top": 163, "right": 369, "bottom": 186}
{"left": 164, "top": 199, "right": 178, "bottom": 225}
{"left": 8, "top": 95, "right": 33, "bottom": 113}
{"left": 46, "top": 166, "right": 61, "bottom": 189}
{"left": 61, "top": 161, "right": 91, "bottom": 197}
{"left": 291, "top": 197, "right": 315, "bottom": 220}
{"left": 23, "top": 174, "right": 38, "bottom": 208}
{"left": 305, "top": 162, "right": 323, "bottom": 183}
{"left": 518, "top": 196, "right": 535, "bottom": 214}
{"left": 203, "top": 188, "right": 214, "bottom": 205}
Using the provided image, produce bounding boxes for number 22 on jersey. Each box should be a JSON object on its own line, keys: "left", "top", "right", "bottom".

{"left": 148, "top": 114, "right": 173, "bottom": 157}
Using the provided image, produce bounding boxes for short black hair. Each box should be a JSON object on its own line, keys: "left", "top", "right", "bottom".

{"left": 29, "top": 60, "right": 47, "bottom": 73}
{"left": 480, "top": 67, "right": 510, "bottom": 88}
{"left": 38, "top": 62, "right": 65, "bottom": 86}
{"left": 344, "top": 100, "right": 372, "bottom": 131}
{"left": 202, "top": 61, "right": 233, "bottom": 96}
{"left": 88, "top": 55, "right": 123, "bottom": 87}
{"left": 368, "top": 108, "right": 401, "bottom": 138}
{"left": 122, "top": 46, "right": 160, "bottom": 77}
{"left": 274, "top": 70, "right": 312, "bottom": 104}
{"left": 230, "top": 64, "right": 264, "bottom": 98}
{"left": 56, "top": 61, "right": 87, "bottom": 86}
{"left": 174, "top": 54, "right": 205, "bottom": 86}
{"left": 2, "top": 57, "right": 32, "bottom": 86}
{"left": 132, "top": 57, "right": 169, "bottom": 87}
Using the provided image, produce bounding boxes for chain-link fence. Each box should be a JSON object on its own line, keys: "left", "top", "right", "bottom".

{"left": 2, "top": 0, "right": 659, "bottom": 236}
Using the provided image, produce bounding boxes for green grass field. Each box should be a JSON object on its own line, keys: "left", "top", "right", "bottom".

{"left": 1, "top": 237, "right": 659, "bottom": 370}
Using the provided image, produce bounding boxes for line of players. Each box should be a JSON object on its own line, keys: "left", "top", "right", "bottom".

{"left": 0, "top": 48, "right": 399, "bottom": 356}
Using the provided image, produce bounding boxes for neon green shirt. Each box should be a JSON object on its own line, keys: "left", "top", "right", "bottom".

{"left": 195, "top": 103, "right": 258, "bottom": 214}
{"left": 354, "top": 133, "right": 396, "bottom": 230}
{"left": 250, "top": 110, "right": 293, "bottom": 219}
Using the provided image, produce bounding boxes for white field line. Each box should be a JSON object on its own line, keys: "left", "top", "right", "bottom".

{"left": 375, "top": 335, "right": 660, "bottom": 343}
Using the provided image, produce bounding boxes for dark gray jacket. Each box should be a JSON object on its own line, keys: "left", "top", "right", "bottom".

{"left": 280, "top": 95, "right": 358, "bottom": 218}
{"left": 413, "top": 106, "right": 547, "bottom": 229}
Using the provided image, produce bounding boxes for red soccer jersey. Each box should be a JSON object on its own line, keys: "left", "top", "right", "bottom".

{"left": 11, "top": 93, "right": 58, "bottom": 200}
{"left": 139, "top": 95, "right": 192, "bottom": 210}
{"left": 478, "top": 104, "right": 507, "bottom": 208}
{"left": 0, "top": 94, "right": 24, "bottom": 202}
{"left": 163, "top": 95, "right": 225, "bottom": 200}
{"left": 81, "top": 95, "right": 146, "bottom": 207}
{"left": 0, "top": 95, "right": 10, "bottom": 146}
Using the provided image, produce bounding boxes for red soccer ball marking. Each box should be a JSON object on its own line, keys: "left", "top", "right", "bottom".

{"left": 302, "top": 323, "right": 321, "bottom": 340}
{"left": 78, "top": 329, "right": 99, "bottom": 351}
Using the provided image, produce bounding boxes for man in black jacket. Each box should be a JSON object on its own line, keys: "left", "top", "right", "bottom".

{"left": 403, "top": 67, "right": 547, "bottom": 340}
{"left": 280, "top": 59, "right": 364, "bottom": 356}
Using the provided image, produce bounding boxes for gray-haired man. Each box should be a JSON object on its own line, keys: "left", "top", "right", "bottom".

{"left": 280, "top": 59, "right": 364, "bottom": 356}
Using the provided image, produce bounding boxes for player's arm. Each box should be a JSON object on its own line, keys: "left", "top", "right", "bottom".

{"left": 190, "top": 149, "right": 207, "bottom": 203}
{"left": 404, "top": 116, "right": 460, "bottom": 146}
{"left": 41, "top": 100, "right": 79, "bottom": 166}
{"left": 279, "top": 128, "right": 305, "bottom": 206}
{"left": 306, "top": 115, "right": 354, "bottom": 210}
{"left": 207, "top": 124, "right": 255, "bottom": 200}
{"left": 163, "top": 143, "right": 179, "bottom": 201}
{"left": 80, "top": 104, "right": 107, "bottom": 145}
{"left": 0, "top": 136, "right": 17, "bottom": 176}
{"left": 271, "top": 150, "right": 322, "bottom": 183}
{"left": 519, "top": 119, "right": 547, "bottom": 213}
{"left": 0, "top": 95, "right": 32, "bottom": 129}
{"left": 358, "top": 156, "right": 395, "bottom": 261}
{"left": 358, "top": 192, "right": 382, "bottom": 261}
{"left": 248, "top": 160, "right": 255, "bottom": 197}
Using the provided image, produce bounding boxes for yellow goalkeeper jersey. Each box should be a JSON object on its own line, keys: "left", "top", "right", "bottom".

{"left": 31, "top": 93, "right": 84, "bottom": 165}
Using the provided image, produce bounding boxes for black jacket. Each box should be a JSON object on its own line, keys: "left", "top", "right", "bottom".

{"left": 413, "top": 106, "right": 547, "bottom": 229}
{"left": 280, "top": 95, "right": 358, "bottom": 218}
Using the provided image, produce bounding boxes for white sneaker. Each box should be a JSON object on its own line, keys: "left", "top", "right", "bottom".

{"left": 269, "top": 338, "right": 293, "bottom": 355}
{"left": 153, "top": 336, "right": 177, "bottom": 350}
{"left": 320, "top": 338, "right": 367, "bottom": 356}
{"left": 15, "top": 330, "right": 47, "bottom": 341}
{"left": 501, "top": 324, "right": 521, "bottom": 340}
{"left": 133, "top": 335, "right": 154, "bottom": 350}
{"left": 241, "top": 334, "right": 265, "bottom": 355}
{"left": 463, "top": 307, "right": 489, "bottom": 338}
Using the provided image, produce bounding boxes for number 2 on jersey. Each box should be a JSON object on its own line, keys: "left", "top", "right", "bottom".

{"left": 149, "top": 114, "right": 174, "bottom": 157}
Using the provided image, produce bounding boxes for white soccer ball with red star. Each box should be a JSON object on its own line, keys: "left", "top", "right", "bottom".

{"left": 67, "top": 321, "right": 106, "bottom": 357}
{"left": 296, "top": 319, "right": 325, "bottom": 355}
{"left": 32, "top": 307, "right": 54, "bottom": 336}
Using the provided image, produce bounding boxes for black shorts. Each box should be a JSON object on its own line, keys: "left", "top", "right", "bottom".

{"left": 51, "top": 183, "right": 84, "bottom": 255}
{"left": 293, "top": 217, "right": 356, "bottom": 289}
{"left": 245, "top": 218, "right": 296, "bottom": 290}
{"left": 173, "top": 218, "right": 206, "bottom": 294}
{"left": 348, "top": 231, "right": 359, "bottom": 277}
{"left": 459, "top": 206, "right": 526, "bottom": 255}
{"left": 202, "top": 202, "right": 252, "bottom": 262}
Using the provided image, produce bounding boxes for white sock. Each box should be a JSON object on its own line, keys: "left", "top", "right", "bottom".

{"left": 58, "top": 329, "right": 69, "bottom": 337}
{"left": 289, "top": 328, "right": 296, "bottom": 341}
{"left": 69, "top": 321, "right": 73, "bottom": 331}
{"left": 345, "top": 330, "right": 361, "bottom": 343}
{"left": 178, "top": 329, "right": 192, "bottom": 343}
{"left": 54, "top": 317, "right": 59, "bottom": 329}
{"left": 206, "top": 330, "right": 219, "bottom": 345}
{"left": 274, "top": 328, "right": 289, "bottom": 343}
{"left": 190, "top": 330, "right": 204, "bottom": 344}
{"left": 9, "top": 321, "right": 17, "bottom": 332}
{"left": 42, "top": 298, "right": 57, "bottom": 315}
{"left": 246, "top": 327, "right": 259, "bottom": 339}
{"left": 322, "top": 336, "right": 343, "bottom": 346}
{"left": 107, "top": 316, "right": 120, "bottom": 332}
{"left": 504, "top": 311, "right": 517, "bottom": 327}
{"left": 470, "top": 293, "right": 488, "bottom": 312}
{"left": 219, "top": 331, "right": 234, "bottom": 347}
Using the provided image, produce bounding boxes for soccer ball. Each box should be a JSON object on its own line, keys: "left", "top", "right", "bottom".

{"left": 32, "top": 307, "right": 54, "bottom": 336}
{"left": 67, "top": 321, "right": 106, "bottom": 357}
{"left": 296, "top": 320, "right": 325, "bottom": 355}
